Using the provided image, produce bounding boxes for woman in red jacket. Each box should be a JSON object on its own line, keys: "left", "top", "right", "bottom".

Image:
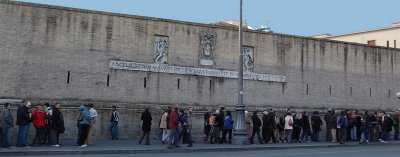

{"left": 31, "top": 104, "right": 46, "bottom": 146}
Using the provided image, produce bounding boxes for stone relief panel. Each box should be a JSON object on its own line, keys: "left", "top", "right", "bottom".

{"left": 154, "top": 36, "right": 169, "bottom": 64}
{"left": 201, "top": 33, "right": 216, "bottom": 56}
{"left": 243, "top": 46, "right": 254, "bottom": 71}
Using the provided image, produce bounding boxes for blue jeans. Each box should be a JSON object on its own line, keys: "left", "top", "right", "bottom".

{"left": 1, "top": 128, "right": 10, "bottom": 147}
{"left": 351, "top": 127, "right": 357, "bottom": 141}
{"left": 110, "top": 122, "right": 119, "bottom": 140}
{"left": 285, "top": 129, "right": 292, "bottom": 143}
{"left": 312, "top": 130, "right": 320, "bottom": 141}
{"left": 17, "top": 124, "right": 29, "bottom": 146}
{"left": 157, "top": 128, "right": 163, "bottom": 139}
{"left": 300, "top": 128, "right": 310, "bottom": 141}
{"left": 360, "top": 131, "right": 369, "bottom": 143}
{"left": 381, "top": 131, "right": 390, "bottom": 141}
{"left": 250, "top": 130, "right": 263, "bottom": 144}
{"left": 168, "top": 128, "right": 180, "bottom": 146}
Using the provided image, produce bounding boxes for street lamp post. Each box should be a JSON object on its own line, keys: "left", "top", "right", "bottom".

{"left": 233, "top": 0, "right": 248, "bottom": 144}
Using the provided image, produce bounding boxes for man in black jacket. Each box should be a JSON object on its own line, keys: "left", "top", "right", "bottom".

{"left": 16, "top": 100, "right": 31, "bottom": 147}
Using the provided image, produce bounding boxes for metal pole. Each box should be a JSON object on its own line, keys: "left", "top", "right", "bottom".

{"left": 234, "top": 0, "right": 246, "bottom": 134}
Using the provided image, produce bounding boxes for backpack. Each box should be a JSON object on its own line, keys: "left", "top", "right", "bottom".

{"left": 288, "top": 118, "right": 293, "bottom": 126}
{"left": 209, "top": 115, "right": 215, "bottom": 126}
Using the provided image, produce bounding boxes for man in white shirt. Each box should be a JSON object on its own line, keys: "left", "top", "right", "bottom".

{"left": 86, "top": 104, "right": 98, "bottom": 145}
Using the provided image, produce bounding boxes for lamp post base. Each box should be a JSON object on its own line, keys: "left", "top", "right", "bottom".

{"left": 232, "top": 132, "right": 251, "bottom": 145}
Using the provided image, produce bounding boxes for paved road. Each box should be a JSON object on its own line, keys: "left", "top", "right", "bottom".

{"left": 21, "top": 145, "right": 400, "bottom": 157}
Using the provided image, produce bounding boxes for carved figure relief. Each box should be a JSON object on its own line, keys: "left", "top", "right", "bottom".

{"left": 154, "top": 36, "right": 169, "bottom": 64}
{"left": 243, "top": 47, "right": 254, "bottom": 71}
{"left": 201, "top": 33, "right": 216, "bottom": 56}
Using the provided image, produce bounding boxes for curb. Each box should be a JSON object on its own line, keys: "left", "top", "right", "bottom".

{"left": 1, "top": 142, "right": 399, "bottom": 156}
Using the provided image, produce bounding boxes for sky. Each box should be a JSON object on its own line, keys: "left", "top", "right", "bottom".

{"left": 14, "top": 0, "right": 400, "bottom": 36}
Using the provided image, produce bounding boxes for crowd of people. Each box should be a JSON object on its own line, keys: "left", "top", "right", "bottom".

{"left": 151, "top": 104, "right": 194, "bottom": 148}
{"left": 0, "top": 100, "right": 103, "bottom": 148}
{"left": 1, "top": 100, "right": 400, "bottom": 149}
{"left": 196, "top": 107, "right": 399, "bottom": 145}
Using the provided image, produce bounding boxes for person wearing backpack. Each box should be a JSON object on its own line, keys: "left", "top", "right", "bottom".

{"left": 110, "top": 106, "right": 119, "bottom": 140}
{"left": 277, "top": 117, "right": 285, "bottom": 142}
{"left": 284, "top": 110, "right": 294, "bottom": 143}
{"left": 203, "top": 108, "right": 212, "bottom": 143}
{"left": 77, "top": 105, "right": 91, "bottom": 147}
{"left": 209, "top": 110, "right": 222, "bottom": 144}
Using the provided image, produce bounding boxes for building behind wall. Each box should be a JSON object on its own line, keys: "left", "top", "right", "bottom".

{"left": 1, "top": 0, "right": 400, "bottom": 140}
{"left": 314, "top": 22, "right": 400, "bottom": 48}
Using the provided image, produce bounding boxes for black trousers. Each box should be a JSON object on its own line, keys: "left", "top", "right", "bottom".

{"left": 77, "top": 124, "right": 89, "bottom": 146}
{"left": 139, "top": 131, "right": 150, "bottom": 145}
{"left": 394, "top": 124, "right": 399, "bottom": 140}
{"left": 221, "top": 129, "right": 232, "bottom": 143}
{"left": 50, "top": 130, "right": 60, "bottom": 145}
{"left": 31, "top": 126, "right": 45, "bottom": 146}
{"left": 266, "top": 129, "right": 277, "bottom": 143}
{"left": 338, "top": 127, "right": 346, "bottom": 143}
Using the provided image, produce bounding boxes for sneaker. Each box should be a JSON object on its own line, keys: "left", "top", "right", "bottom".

{"left": 78, "top": 144, "right": 87, "bottom": 147}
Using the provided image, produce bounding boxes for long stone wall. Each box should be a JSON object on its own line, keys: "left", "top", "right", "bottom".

{"left": 1, "top": 1, "right": 400, "bottom": 140}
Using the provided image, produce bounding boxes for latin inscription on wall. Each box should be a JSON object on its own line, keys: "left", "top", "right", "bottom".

{"left": 109, "top": 60, "right": 286, "bottom": 82}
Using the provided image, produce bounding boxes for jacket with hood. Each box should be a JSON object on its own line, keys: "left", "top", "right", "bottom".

{"left": 78, "top": 106, "right": 91, "bottom": 125}
{"left": 223, "top": 115, "right": 234, "bottom": 129}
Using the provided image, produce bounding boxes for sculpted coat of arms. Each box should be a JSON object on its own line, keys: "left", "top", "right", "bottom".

{"left": 154, "top": 36, "right": 169, "bottom": 64}
{"left": 201, "top": 33, "right": 216, "bottom": 56}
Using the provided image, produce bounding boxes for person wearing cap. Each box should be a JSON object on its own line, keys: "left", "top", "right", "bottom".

{"left": 16, "top": 99, "right": 32, "bottom": 147}
{"left": 0, "top": 103, "right": 14, "bottom": 148}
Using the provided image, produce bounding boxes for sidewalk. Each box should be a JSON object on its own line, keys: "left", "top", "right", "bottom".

{"left": 1, "top": 139, "right": 400, "bottom": 156}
